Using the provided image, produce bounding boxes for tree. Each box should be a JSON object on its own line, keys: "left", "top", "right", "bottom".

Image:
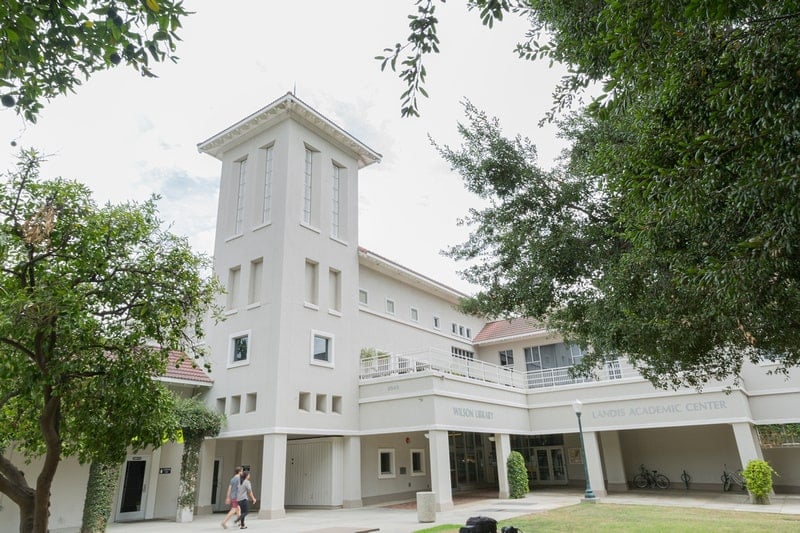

{"left": 174, "top": 396, "right": 224, "bottom": 521}
{"left": 0, "top": 150, "right": 219, "bottom": 533}
{"left": 389, "top": 2, "right": 800, "bottom": 386}
{"left": 0, "top": 0, "right": 189, "bottom": 122}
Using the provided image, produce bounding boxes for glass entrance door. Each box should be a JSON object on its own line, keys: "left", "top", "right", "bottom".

{"left": 116, "top": 456, "right": 150, "bottom": 521}
{"left": 530, "top": 447, "right": 567, "bottom": 485}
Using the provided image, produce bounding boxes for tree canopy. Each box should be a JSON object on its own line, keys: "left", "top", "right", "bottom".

{"left": 0, "top": 0, "right": 188, "bottom": 122}
{"left": 389, "top": 1, "right": 800, "bottom": 386}
{"left": 0, "top": 150, "right": 219, "bottom": 533}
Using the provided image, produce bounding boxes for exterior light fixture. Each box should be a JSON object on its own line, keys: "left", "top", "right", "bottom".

{"left": 572, "top": 399, "right": 596, "bottom": 500}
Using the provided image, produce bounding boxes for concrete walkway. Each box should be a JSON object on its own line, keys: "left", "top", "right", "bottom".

{"left": 106, "top": 489, "right": 800, "bottom": 533}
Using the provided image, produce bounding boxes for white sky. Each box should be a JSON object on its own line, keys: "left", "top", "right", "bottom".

{"left": 0, "top": 1, "right": 569, "bottom": 294}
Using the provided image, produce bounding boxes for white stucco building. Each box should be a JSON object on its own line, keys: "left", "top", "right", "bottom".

{"left": 3, "top": 93, "right": 798, "bottom": 532}
{"left": 190, "top": 93, "right": 800, "bottom": 519}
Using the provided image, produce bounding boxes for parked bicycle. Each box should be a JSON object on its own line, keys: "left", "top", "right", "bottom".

{"left": 721, "top": 465, "right": 746, "bottom": 492}
{"left": 633, "top": 464, "right": 671, "bottom": 490}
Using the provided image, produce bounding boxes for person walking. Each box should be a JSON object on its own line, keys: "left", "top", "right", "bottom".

{"left": 236, "top": 470, "right": 257, "bottom": 529}
{"left": 220, "top": 466, "right": 242, "bottom": 529}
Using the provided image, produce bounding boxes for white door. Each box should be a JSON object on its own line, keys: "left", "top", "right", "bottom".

{"left": 116, "top": 455, "right": 150, "bottom": 522}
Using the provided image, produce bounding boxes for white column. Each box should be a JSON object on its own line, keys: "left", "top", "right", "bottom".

{"left": 495, "top": 433, "right": 511, "bottom": 499}
{"left": 258, "top": 433, "right": 287, "bottom": 519}
{"left": 428, "top": 430, "right": 453, "bottom": 511}
{"left": 342, "top": 436, "right": 362, "bottom": 508}
{"left": 599, "top": 431, "right": 627, "bottom": 492}
{"left": 732, "top": 422, "right": 764, "bottom": 466}
{"left": 583, "top": 431, "right": 607, "bottom": 498}
{"left": 195, "top": 438, "right": 218, "bottom": 514}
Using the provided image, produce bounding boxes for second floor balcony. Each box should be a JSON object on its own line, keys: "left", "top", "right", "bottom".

{"left": 359, "top": 347, "right": 637, "bottom": 391}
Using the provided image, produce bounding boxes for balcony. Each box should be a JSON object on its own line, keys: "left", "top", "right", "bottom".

{"left": 359, "top": 347, "right": 638, "bottom": 391}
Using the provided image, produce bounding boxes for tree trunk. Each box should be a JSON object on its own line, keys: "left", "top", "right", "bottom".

{"left": 176, "top": 437, "right": 202, "bottom": 522}
{"left": 81, "top": 461, "right": 121, "bottom": 532}
{"left": 32, "top": 392, "right": 62, "bottom": 533}
{"left": 0, "top": 453, "right": 36, "bottom": 533}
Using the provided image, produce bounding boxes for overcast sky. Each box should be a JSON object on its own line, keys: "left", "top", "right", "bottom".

{"left": 0, "top": 1, "right": 569, "bottom": 293}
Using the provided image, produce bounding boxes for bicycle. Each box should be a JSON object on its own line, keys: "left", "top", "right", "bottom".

{"left": 721, "top": 465, "right": 746, "bottom": 492}
{"left": 633, "top": 464, "right": 671, "bottom": 490}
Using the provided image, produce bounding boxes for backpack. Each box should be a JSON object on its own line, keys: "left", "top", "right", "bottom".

{"left": 458, "top": 516, "right": 498, "bottom": 533}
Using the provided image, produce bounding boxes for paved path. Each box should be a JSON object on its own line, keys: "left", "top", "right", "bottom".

{"left": 107, "top": 489, "right": 800, "bottom": 533}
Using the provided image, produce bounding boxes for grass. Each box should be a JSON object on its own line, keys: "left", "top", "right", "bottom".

{"left": 413, "top": 503, "right": 800, "bottom": 533}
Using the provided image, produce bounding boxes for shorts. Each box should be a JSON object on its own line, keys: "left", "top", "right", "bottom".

{"left": 230, "top": 499, "right": 239, "bottom": 509}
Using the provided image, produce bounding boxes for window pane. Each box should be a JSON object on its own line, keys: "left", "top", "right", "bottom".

{"left": 233, "top": 336, "right": 248, "bottom": 362}
{"left": 313, "top": 335, "right": 329, "bottom": 361}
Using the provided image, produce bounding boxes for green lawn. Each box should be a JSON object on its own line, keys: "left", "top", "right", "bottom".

{"left": 414, "top": 503, "right": 800, "bottom": 533}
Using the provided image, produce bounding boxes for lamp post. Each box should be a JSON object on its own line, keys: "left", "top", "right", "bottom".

{"left": 572, "top": 399, "right": 596, "bottom": 500}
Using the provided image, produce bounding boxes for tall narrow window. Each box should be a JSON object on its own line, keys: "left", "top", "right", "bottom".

{"left": 331, "top": 164, "right": 341, "bottom": 238}
{"left": 234, "top": 158, "right": 247, "bottom": 234}
{"left": 248, "top": 258, "right": 263, "bottom": 305}
{"left": 305, "top": 259, "right": 319, "bottom": 306}
{"left": 261, "top": 146, "right": 273, "bottom": 224}
{"left": 303, "top": 148, "right": 313, "bottom": 224}
{"left": 227, "top": 266, "right": 241, "bottom": 310}
{"left": 329, "top": 268, "right": 342, "bottom": 313}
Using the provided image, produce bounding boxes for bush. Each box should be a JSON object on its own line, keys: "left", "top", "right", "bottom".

{"left": 507, "top": 450, "right": 529, "bottom": 499}
{"left": 742, "top": 459, "right": 777, "bottom": 504}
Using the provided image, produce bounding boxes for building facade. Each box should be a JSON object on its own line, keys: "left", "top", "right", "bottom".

{"left": 3, "top": 93, "right": 798, "bottom": 532}
{"left": 194, "top": 93, "right": 800, "bottom": 520}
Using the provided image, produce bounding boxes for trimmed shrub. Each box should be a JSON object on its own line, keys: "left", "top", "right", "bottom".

{"left": 742, "top": 459, "right": 777, "bottom": 504}
{"left": 507, "top": 450, "right": 529, "bottom": 499}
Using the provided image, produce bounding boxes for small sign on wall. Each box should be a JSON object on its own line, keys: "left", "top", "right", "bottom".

{"left": 568, "top": 448, "right": 582, "bottom": 464}
{"left": 159, "top": 467, "right": 172, "bottom": 474}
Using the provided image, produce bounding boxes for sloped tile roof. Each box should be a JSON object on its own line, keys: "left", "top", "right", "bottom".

{"left": 473, "top": 317, "right": 546, "bottom": 344}
{"left": 164, "top": 351, "right": 213, "bottom": 384}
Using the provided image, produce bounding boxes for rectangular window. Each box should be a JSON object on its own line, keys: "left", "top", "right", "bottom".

{"left": 452, "top": 323, "right": 458, "bottom": 334}
{"left": 329, "top": 268, "right": 342, "bottom": 313}
{"left": 234, "top": 158, "right": 247, "bottom": 234}
{"left": 227, "top": 266, "right": 241, "bottom": 310}
{"left": 451, "top": 346, "right": 474, "bottom": 359}
{"left": 311, "top": 331, "right": 334, "bottom": 366}
{"left": 331, "top": 164, "right": 341, "bottom": 238}
{"left": 385, "top": 299, "right": 395, "bottom": 315}
{"left": 410, "top": 449, "right": 425, "bottom": 476}
{"left": 248, "top": 258, "right": 263, "bottom": 305}
{"left": 303, "top": 148, "right": 313, "bottom": 224}
{"left": 524, "top": 343, "right": 583, "bottom": 371}
{"left": 358, "top": 289, "right": 368, "bottom": 305}
{"left": 231, "top": 333, "right": 249, "bottom": 365}
{"left": 378, "top": 449, "right": 396, "bottom": 479}
{"left": 261, "top": 145, "right": 273, "bottom": 224}
{"left": 410, "top": 307, "right": 419, "bottom": 322}
{"left": 433, "top": 316, "right": 441, "bottom": 330}
{"left": 466, "top": 328, "right": 472, "bottom": 339}
{"left": 499, "top": 349, "right": 514, "bottom": 366}
{"left": 305, "top": 259, "right": 319, "bottom": 307}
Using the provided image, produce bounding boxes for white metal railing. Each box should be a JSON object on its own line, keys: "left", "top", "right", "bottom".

{"left": 358, "top": 348, "right": 637, "bottom": 391}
